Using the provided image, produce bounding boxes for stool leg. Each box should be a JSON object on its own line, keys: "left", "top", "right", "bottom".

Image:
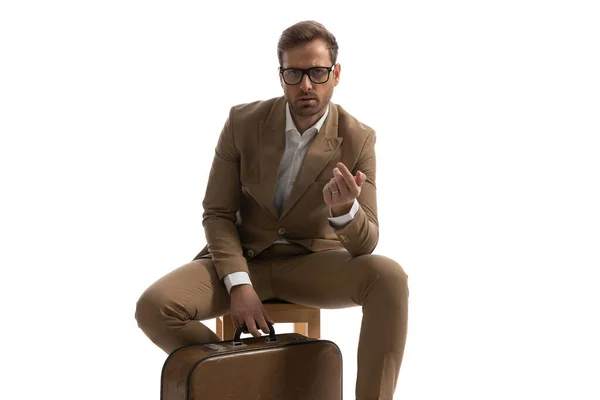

{"left": 293, "top": 322, "right": 308, "bottom": 336}
{"left": 216, "top": 317, "right": 224, "bottom": 340}
{"left": 307, "top": 314, "right": 321, "bottom": 339}
{"left": 222, "top": 314, "right": 236, "bottom": 341}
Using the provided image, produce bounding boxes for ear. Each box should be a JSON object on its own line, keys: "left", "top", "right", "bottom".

{"left": 279, "top": 70, "right": 285, "bottom": 89}
{"left": 333, "top": 63, "right": 341, "bottom": 87}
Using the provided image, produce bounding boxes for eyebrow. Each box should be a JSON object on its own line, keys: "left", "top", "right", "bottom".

{"left": 281, "top": 65, "right": 331, "bottom": 70}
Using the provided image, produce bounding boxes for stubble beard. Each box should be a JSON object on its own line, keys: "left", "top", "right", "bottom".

{"left": 290, "top": 93, "right": 332, "bottom": 120}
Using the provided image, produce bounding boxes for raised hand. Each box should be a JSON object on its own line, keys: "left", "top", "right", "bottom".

{"left": 323, "top": 162, "right": 366, "bottom": 208}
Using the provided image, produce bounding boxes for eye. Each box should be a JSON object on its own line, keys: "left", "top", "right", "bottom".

{"left": 310, "top": 68, "right": 327, "bottom": 78}
{"left": 284, "top": 69, "right": 301, "bottom": 79}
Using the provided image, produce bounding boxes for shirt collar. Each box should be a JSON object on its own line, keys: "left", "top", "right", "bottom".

{"left": 285, "top": 102, "right": 329, "bottom": 135}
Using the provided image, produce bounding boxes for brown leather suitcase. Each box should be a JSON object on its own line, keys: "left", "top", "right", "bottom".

{"left": 161, "top": 323, "right": 343, "bottom": 399}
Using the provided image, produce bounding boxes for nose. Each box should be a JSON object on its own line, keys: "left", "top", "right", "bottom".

{"left": 299, "top": 73, "right": 313, "bottom": 91}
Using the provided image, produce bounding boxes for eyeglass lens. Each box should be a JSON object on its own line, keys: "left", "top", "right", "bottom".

{"left": 282, "top": 67, "right": 331, "bottom": 85}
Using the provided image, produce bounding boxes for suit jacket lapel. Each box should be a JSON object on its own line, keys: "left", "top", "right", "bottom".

{"left": 259, "top": 97, "right": 286, "bottom": 220}
{"left": 280, "top": 104, "right": 342, "bottom": 220}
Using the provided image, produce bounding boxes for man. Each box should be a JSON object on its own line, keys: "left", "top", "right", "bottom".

{"left": 135, "top": 20, "right": 409, "bottom": 399}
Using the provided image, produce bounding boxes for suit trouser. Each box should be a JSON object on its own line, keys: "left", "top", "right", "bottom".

{"left": 135, "top": 244, "right": 409, "bottom": 400}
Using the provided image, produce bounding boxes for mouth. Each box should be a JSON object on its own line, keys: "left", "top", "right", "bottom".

{"left": 298, "top": 97, "right": 317, "bottom": 103}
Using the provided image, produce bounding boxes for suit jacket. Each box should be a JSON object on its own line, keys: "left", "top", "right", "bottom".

{"left": 193, "top": 96, "right": 379, "bottom": 280}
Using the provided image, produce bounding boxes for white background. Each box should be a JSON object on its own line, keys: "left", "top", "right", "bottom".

{"left": 1, "top": 1, "right": 599, "bottom": 399}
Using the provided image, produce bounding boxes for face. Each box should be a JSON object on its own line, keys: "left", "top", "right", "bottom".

{"left": 280, "top": 39, "right": 341, "bottom": 120}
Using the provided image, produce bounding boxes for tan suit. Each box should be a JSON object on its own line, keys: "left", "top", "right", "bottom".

{"left": 195, "top": 96, "right": 379, "bottom": 277}
{"left": 135, "top": 96, "right": 409, "bottom": 399}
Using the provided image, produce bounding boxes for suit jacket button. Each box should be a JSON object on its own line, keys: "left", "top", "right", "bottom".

{"left": 278, "top": 228, "right": 286, "bottom": 235}
{"left": 247, "top": 250, "right": 254, "bottom": 257}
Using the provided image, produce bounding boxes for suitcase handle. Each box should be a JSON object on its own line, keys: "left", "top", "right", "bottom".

{"left": 233, "top": 322, "right": 277, "bottom": 345}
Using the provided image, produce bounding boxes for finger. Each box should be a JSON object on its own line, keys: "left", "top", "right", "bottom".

{"left": 231, "top": 315, "right": 240, "bottom": 330}
{"left": 333, "top": 169, "right": 351, "bottom": 198}
{"left": 336, "top": 163, "right": 359, "bottom": 190}
{"left": 334, "top": 168, "right": 356, "bottom": 198}
{"left": 255, "top": 313, "right": 270, "bottom": 334}
{"left": 244, "top": 316, "right": 261, "bottom": 337}
{"left": 334, "top": 168, "right": 358, "bottom": 198}
{"left": 355, "top": 171, "right": 367, "bottom": 186}
{"left": 328, "top": 178, "right": 340, "bottom": 196}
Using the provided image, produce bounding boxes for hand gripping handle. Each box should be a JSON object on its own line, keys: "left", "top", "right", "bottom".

{"left": 233, "top": 322, "right": 277, "bottom": 345}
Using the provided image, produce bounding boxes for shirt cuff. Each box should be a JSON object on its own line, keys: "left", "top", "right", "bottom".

{"left": 223, "top": 272, "right": 253, "bottom": 294}
{"left": 328, "top": 199, "right": 360, "bottom": 228}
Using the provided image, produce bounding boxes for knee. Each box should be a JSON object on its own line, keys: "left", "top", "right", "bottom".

{"left": 362, "top": 255, "right": 409, "bottom": 295}
{"left": 134, "top": 288, "right": 159, "bottom": 331}
{"left": 135, "top": 286, "right": 188, "bottom": 332}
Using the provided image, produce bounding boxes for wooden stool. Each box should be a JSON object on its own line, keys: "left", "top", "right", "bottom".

{"left": 216, "top": 299, "right": 321, "bottom": 340}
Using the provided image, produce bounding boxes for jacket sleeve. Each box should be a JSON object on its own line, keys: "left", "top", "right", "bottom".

{"left": 332, "top": 130, "right": 379, "bottom": 256}
{"left": 202, "top": 107, "right": 249, "bottom": 280}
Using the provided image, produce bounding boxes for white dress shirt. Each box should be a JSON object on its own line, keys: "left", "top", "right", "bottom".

{"left": 223, "top": 103, "right": 360, "bottom": 293}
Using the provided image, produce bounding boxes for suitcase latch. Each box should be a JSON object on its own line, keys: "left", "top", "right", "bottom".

{"left": 203, "top": 343, "right": 227, "bottom": 352}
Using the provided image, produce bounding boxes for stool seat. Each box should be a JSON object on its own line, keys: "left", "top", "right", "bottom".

{"left": 215, "top": 298, "right": 321, "bottom": 340}
{"left": 262, "top": 298, "right": 292, "bottom": 304}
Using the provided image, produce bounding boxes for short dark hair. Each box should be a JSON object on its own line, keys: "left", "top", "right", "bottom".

{"left": 277, "top": 20, "right": 339, "bottom": 67}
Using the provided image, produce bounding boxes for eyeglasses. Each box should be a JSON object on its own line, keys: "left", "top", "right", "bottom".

{"left": 279, "top": 64, "right": 336, "bottom": 85}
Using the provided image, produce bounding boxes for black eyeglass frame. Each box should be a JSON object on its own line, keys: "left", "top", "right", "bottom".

{"left": 278, "top": 64, "right": 336, "bottom": 85}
